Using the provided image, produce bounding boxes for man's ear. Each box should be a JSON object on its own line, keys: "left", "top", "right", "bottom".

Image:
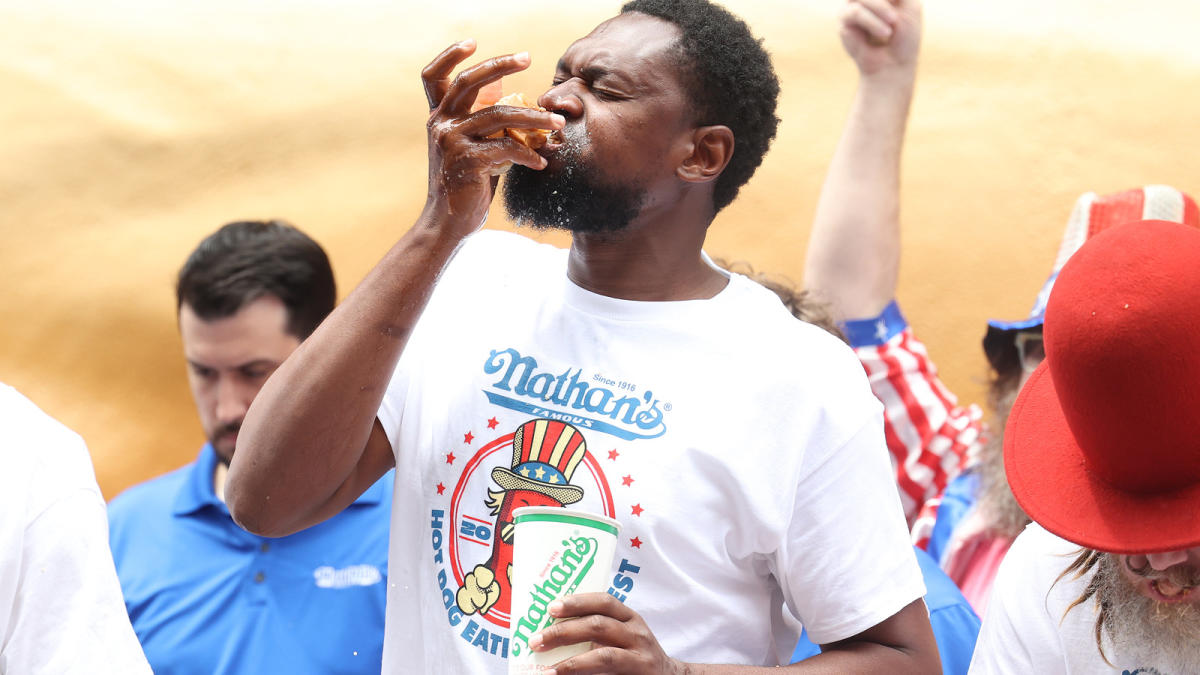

{"left": 676, "top": 125, "right": 734, "bottom": 183}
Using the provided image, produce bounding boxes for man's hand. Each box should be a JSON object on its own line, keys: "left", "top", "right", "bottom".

{"left": 529, "top": 593, "right": 685, "bottom": 675}
{"left": 421, "top": 40, "right": 564, "bottom": 236}
{"left": 839, "top": 0, "right": 922, "bottom": 80}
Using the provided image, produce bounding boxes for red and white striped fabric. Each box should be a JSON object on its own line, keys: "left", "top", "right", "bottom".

{"left": 1053, "top": 185, "right": 1200, "bottom": 273}
{"left": 853, "top": 328, "right": 985, "bottom": 545}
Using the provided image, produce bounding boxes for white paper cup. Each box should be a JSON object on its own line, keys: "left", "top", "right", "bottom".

{"left": 507, "top": 506, "right": 621, "bottom": 674}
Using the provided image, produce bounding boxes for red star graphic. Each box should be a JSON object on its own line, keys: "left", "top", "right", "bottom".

{"left": 622, "top": 475, "right": 634, "bottom": 487}
{"left": 608, "top": 449, "right": 620, "bottom": 461}
{"left": 631, "top": 503, "right": 644, "bottom": 517}
{"left": 436, "top": 482, "right": 446, "bottom": 495}
{"left": 446, "top": 452, "right": 456, "bottom": 465}
{"left": 487, "top": 417, "right": 499, "bottom": 430}
{"left": 630, "top": 536, "right": 643, "bottom": 549}
{"left": 463, "top": 431, "right": 474, "bottom": 444}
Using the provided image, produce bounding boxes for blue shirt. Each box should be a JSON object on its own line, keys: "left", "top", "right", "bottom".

{"left": 791, "top": 546, "right": 980, "bottom": 675}
{"left": 926, "top": 470, "right": 980, "bottom": 566}
{"left": 108, "top": 444, "right": 393, "bottom": 675}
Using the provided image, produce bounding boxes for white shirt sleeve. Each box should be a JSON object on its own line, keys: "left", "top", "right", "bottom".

{"left": 968, "top": 526, "right": 1069, "bottom": 673}
{"left": 0, "top": 385, "right": 151, "bottom": 674}
{"left": 777, "top": 412, "right": 927, "bottom": 644}
{"left": 375, "top": 229, "right": 492, "bottom": 453}
{"left": 2, "top": 488, "right": 152, "bottom": 674}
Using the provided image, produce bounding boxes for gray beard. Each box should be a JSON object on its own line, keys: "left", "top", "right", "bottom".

{"left": 1089, "top": 553, "right": 1200, "bottom": 668}
{"left": 976, "top": 383, "right": 1030, "bottom": 538}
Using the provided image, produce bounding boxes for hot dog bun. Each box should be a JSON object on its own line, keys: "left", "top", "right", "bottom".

{"left": 492, "top": 92, "right": 551, "bottom": 150}
{"left": 470, "top": 90, "right": 553, "bottom": 174}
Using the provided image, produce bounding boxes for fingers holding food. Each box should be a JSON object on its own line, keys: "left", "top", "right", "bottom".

{"left": 456, "top": 96, "right": 563, "bottom": 174}
{"left": 472, "top": 80, "right": 505, "bottom": 111}
{"left": 437, "top": 52, "right": 532, "bottom": 117}
{"left": 473, "top": 135, "right": 548, "bottom": 176}
{"left": 421, "top": 47, "right": 563, "bottom": 225}
{"left": 422, "top": 39, "right": 477, "bottom": 110}
{"left": 422, "top": 44, "right": 531, "bottom": 117}
{"left": 492, "top": 92, "right": 554, "bottom": 150}
{"left": 473, "top": 91, "right": 555, "bottom": 149}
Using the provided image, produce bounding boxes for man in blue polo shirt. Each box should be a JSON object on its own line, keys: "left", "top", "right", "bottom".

{"left": 108, "top": 220, "right": 392, "bottom": 674}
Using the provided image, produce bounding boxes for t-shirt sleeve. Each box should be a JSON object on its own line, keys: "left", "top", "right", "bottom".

{"left": 376, "top": 359, "right": 412, "bottom": 457}
{"left": 375, "top": 230, "right": 490, "bottom": 454}
{"left": 967, "top": 527, "right": 1066, "bottom": 673}
{"left": 5, "top": 469, "right": 151, "bottom": 673}
{"left": 777, "top": 412, "right": 927, "bottom": 645}
{"left": 376, "top": 230, "right": 565, "bottom": 455}
{"left": 844, "top": 301, "right": 984, "bottom": 524}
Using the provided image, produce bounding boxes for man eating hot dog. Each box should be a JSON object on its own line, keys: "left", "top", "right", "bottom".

{"left": 226, "top": 1, "right": 940, "bottom": 672}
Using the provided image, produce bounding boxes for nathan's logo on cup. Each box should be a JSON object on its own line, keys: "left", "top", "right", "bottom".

{"left": 508, "top": 507, "right": 620, "bottom": 673}
{"left": 509, "top": 535, "right": 598, "bottom": 657}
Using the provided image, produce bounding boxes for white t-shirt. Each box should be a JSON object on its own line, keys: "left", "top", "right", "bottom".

{"left": 970, "top": 523, "right": 1198, "bottom": 674}
{"left": 0, "top": 384, "right": 151, "bottom": 674}
{"left": 377, "top": 230, "right": 924, "bottom": 673}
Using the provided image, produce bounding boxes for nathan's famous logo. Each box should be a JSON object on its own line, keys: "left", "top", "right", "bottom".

{"left": 509, "top": 535, "right": 598, "bottom": 658}
{"left": 482, "top": 348, "right": 668, "bottom": 441}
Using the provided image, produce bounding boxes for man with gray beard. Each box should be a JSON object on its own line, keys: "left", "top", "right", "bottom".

{"left": 969, "top": 218, "right": 1200, "bottom": 673}
{"left": 803, "top": 0, "right": 1200, "bottom": 618}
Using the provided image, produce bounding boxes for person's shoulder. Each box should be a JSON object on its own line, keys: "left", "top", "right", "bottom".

{"left": 108, "top": 464, "right": 193, "bottom": 519}
{"left": 107, "top": 463, "right": 202, "bottom": 562}
{"left": 725, "top": 275, "right": 868, "bottom": 383}
{"left": 996, "top": 522, "right": 1086, "bottom": 598}
{"left": 436, "top": 229, "right": 566, "bottom": 298}
{"left": 723, "top": 275, "right": 850, "bottom": 348}
{"left": 456, "top": 228, "right": 565, "bottom": 266}
{"left": 1, "top": 384, "right": 90, "bottom": 463}
{"left": 0, "top": 383, "right": 100, "bottom": 495}
{"left": 1010, "top": 522, "right": 1082, "bottom": 558}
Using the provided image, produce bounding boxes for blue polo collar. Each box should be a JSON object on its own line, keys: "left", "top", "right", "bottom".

{"left": 172, "top": 443, "right": 386, "bottom": 518}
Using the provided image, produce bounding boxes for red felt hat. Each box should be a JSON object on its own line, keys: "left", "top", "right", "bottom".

{"left": 983, "top": 185, "right": 1200, "bottom": 373}
{"left": 1004, "top": 219, "right": 1200, "bottom": 554}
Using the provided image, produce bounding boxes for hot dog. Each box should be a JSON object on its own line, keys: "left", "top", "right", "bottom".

{"left": 488, "top": 92, "right": 552, "bottom": 150}
{"left": 470, "top": 89, "right": 554, "bottom": 174}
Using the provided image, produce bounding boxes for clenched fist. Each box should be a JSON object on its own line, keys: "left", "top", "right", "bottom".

{"left": 456, "top": 564, "right": 502, "bottom": 615}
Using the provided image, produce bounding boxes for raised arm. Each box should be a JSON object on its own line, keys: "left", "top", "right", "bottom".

{"left": 225, "top": 41, "right": 564, "bottom": 537}
{"left": 803, "top": 0, "right": 921, "bottom": 322}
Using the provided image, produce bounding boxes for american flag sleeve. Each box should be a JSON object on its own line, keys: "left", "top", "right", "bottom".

{"left": 842, "top": 301, "right": 985, "bottom": 547}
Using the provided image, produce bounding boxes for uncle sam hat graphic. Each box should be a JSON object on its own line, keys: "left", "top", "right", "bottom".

{"left": 491, "top": 418, "right": 588, "bottom": 505}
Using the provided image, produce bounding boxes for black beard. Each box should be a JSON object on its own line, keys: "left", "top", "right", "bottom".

{"left": 502, "top": 153, "right": 646, "bottom": 234}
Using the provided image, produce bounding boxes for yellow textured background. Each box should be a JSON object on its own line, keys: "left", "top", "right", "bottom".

{"left": 2, "top": 0, "right": 1197, "bottom": 499}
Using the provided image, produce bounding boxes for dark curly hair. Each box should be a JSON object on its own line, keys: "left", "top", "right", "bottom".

{"left": 176, "top": 220, "right": 336, "bottom": 339}
{"left": 621, "top": 0, "right": 780, "bottom": 212}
